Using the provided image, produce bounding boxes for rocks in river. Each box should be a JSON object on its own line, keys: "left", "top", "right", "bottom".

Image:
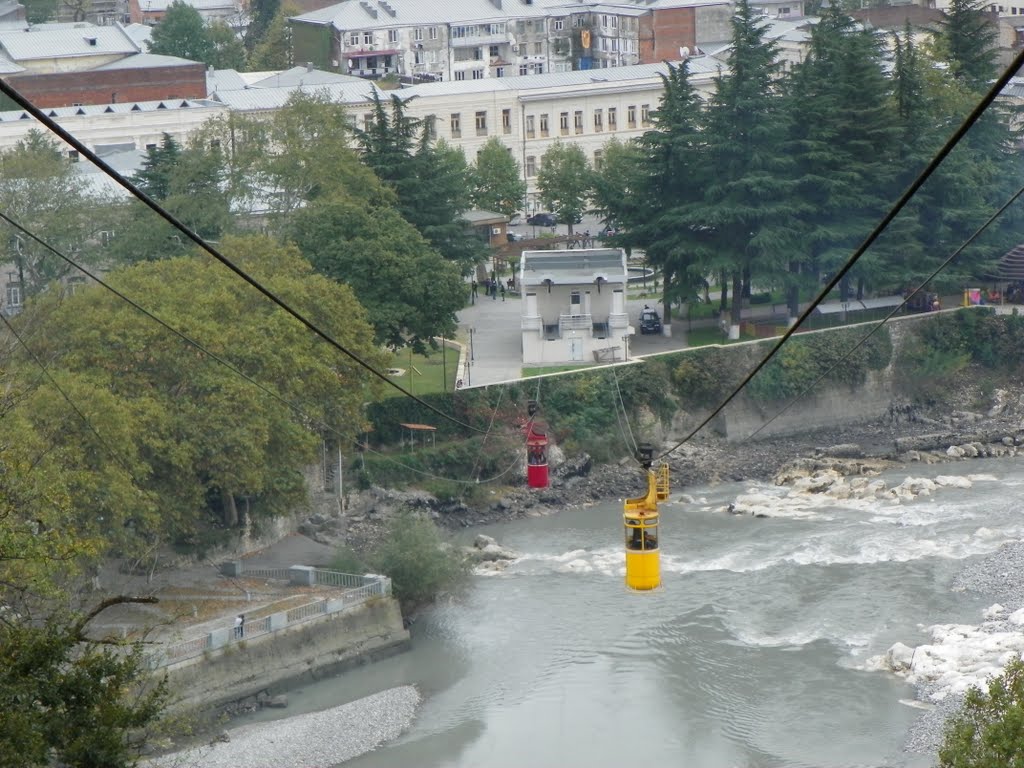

{"left": 463, "top": 534, "right": 518, "bottom": 564}
{"left": 885, "top": 642, "right": 916, "bottom": 672}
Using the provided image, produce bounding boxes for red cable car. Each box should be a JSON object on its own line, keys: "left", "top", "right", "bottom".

{"left": 525, "top": 399, "right": 549, "bottom": 488}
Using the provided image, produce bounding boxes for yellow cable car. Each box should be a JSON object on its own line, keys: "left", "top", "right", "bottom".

{"left": 624, "top": 444, "right": 670, "bottom": 591}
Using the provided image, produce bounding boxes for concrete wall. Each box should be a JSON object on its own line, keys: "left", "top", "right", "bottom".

{"left": 162, "top": 596, "right": 410, "bottom": 714}
{"left": 715, "top": 368, "right": 895, "bottom": 441}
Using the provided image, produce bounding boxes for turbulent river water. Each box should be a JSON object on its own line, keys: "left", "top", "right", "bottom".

{"left": 236, "top": 457, "right": 1024, "bottom": 768}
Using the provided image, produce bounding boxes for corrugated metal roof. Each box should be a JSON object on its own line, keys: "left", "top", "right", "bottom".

{"left": 212, "top": 82, "right": 383, "bottom": 110}
{"left": 94, "top": 52, "right": 198, "bottom": 69}
{"left": 521, "top": 248, "right": 627, "bottom": 284}
{"left": 399, "top": 58, "right": 719, "bottom": 99}
{"left": 248, "top": 66, "right": 365, "bottom": 88}
{"left": 0, "top": 24, "right": 138, "bottom": 61}
{"left": 0, "top": 51, "right": 23, "bottom": 72}
{"left": 136, "top": 0, "right": 238, "bottom": 10}
{"left": 122, "top": 22, "right": 153, "bottom": 47}
{"left": 0, "top": 97, "right": 222, "bottom": 121}
{"left": 208, "top": 68, "right": 248, "bottom": 91}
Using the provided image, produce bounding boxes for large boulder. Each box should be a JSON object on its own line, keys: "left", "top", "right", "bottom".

{"left": 885, "top": 642, "right": 916, "bottom": 672}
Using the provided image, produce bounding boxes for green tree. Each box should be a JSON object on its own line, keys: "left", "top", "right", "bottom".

{"left": 939, "top": 656, "right": 1024, "bottom": 767}
{"left": 470, "top": 136, "right": 526, "bottom": 218}
{"left": 536, "top": 140, "right": 592, "bottom": 234}
{"left": 693, "top": 0, "right": 792, "bottom": 335}
{"left": 783, "top": 6, "right": 899, "bottom": 310}
{"left": 289, "top": 197, "right": 465, "bottom": 350}
{"left": 244, "top": 0, "right": 279, "bottom": 51}
{"left": 207, "top": 20, "right": 247, "bottom": 70}
{"left": 147, "top": 0, "right": 213, "bottom": 64}
{"left": 248, "top": 2, "right": 296, "bottom": 71}
{"left": 605, "top": 62, "right": 710, "bottom": 324}
{"left": 22, "top": 0, "right": 56, "bottom": 23}
{"left": 0, "top": 131, "right": 108, "bottom": 297}
{"left": 937, "top": 0, "right": 998, "bottom": 92}
{"left": 357, "top": 95, "right": 483, "bottom": 270}
{"left": 18, "top": 236, "right": 385, "bottom": 535}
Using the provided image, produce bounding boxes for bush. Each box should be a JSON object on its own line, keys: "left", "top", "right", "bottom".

{"left": 341, "top": 511, "right": 469, "bottom": 612}
{"left": 938, "top": 656, "right": 1024, "bottom": 767}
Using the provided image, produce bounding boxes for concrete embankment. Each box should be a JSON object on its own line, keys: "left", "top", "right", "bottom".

{"left": 162, "top": 596, "right": 410, "bottom": 715}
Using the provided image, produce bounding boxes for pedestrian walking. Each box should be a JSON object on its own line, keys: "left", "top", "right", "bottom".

{"left": 491, "top": 283, "right": 497, "bottom": 300}
{"left": 471, "top": 279, "right": 478, "bottom": 296}
{"left": 500, "top": 285, "right": 506, "bottom": 301}
{"left": 234, "top": 614, "right": 244, "bottom": 639}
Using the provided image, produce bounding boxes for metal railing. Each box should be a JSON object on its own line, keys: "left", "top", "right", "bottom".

{"left": 240, "top": 566, "right": 293, "bottom": 581}
{"left": 153, "top": 569, "right": 391, "bottom": 669}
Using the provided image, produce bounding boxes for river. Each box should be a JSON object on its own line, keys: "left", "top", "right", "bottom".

{"left": 235, "top": 457, "right": 1024, "bottom": 768}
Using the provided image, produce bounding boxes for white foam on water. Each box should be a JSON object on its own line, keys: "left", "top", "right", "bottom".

{"left": 864, "top": 608, "right": 1024, "bottom": 700}
{"left": 727, "top": 623, "right": 875, "bottom": 652}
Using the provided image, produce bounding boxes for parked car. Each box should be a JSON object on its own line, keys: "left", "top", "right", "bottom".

{"left": 639, "top": 307, "right": 663, "bottom": 335}
{"left": 527, "top": 212, "right": 558, "bottom": 227}
{"left": 601, "top": 225, "right": 619, "bottom": 238}
{"left": 507, "top": 231, "right": 525, "bottom": 242}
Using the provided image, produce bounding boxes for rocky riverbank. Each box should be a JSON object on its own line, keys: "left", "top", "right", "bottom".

{"left": 299, "top": 387, "right": 1024, "bottom": 551}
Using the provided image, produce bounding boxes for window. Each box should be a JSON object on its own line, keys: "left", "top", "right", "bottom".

{"left": 388, "top": 29, "right": 398, "bottom": 43}
{"left": 496, "top": 66, "right": 505, "bottom": 77}
{"left": 363, "top": 31, "right": 372, "bottom": 44}
{"left": 526, "top": 114, "right": 535, "bottom": 137}
{"left": 554, "top": 18, "right": 564, "bottom": 30}
{"left": 594, "top": 149, "right": 603, "bottom": 169}
{"left": 520, "top": 65, "right": 528, "bottom": 75}
{"left": 363, "top": 113, "right": 373, "bottom": 130}
{"left": 641, "top": 104, "right": 651, "bottom": 126}
{"left": 472, "top": 68, "right": 485, "bottom": 79}
{"left": 6, "top": 282, "right": 21, "bottom": 309}
{"left": 526, "top": 155, "right": 536, "bottom": 176}
{"left": 539, "top": 113, "right": 549, "bottom": 136}
{"left": 608, "top": 107, "right": 617, "bottom": 129}
{"left": 573, "top": 15, "right": 584, "bottom": 27}
{"left": 612, "top": 15, "right": 618, "bottom": 28}
{"left": 349, "top": 32, "right": 359, "bottom": 45}
{"left": 414, "top": 27, "right": 423, "bottom": 41}
{"left": 627, "top": 105, "right": 636, "bottom": 128}
{"left": 502, "top": 108, "right": 511, "bottom": 133}
{"left": 430, "top": 26, "right": 438, "bottom": 39}
{"left": 601, "top": 14, "right": 608, "bottom": 27}
{"left": 451, "top": 113, "right": 461, "bottom": 137}
{"left": 536, "top": 64, "right": 543, "bottom": 74}
{"left": 533, "top": 41, "right": 543, "bottom": 54}
{"left": 780, "top": 5, "right": 791, "bottom": 12}
{"left": 475, "top": 110, "right": 487, "bottom": 134}
{"left": 474, "top": 47, "right": 483, "bottom": 60}
{"left": 593, "top": 108, "right": 603, "bottom": 131}
{"left": 414, "top": 49, "right": 424, "bottom": 64}
{"left": 99, "top": 230, "right": 114, "bottom": 246}
{"left": 559, "top": 111, "right": 569, "bottom": 134}
{"left": 489, "top": 44, "right": 500, "bottom": 57}
{"left": 574, "top": 110, "right": 583, "bottom": 134}
{"left": 424, "top": 115, "right": 437, "bottom": 140}
{"left": 455, "top": 70, "right": 466, "bottom": 80}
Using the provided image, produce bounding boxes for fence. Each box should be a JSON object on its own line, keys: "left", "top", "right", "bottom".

{"left": 154, "top": 567, "right": 391, "bottom": 669}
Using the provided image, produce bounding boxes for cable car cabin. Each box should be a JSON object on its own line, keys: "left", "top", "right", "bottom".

{"left": 526, "top": 425, "right": 549, "bottom": 488}
{"left": 623, "top": 461, "right": 669, "bottom": 591}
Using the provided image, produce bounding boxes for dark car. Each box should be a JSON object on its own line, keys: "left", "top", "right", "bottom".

{"left": 527, "top": 212, "right": 558, "bottom": 227}
{"left": 639, "top": 307, "right": 662, "bottom": 335}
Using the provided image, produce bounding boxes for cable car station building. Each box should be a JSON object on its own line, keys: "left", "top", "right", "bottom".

{"left": 519, "top": 248, "right": 631, "bottom": 365}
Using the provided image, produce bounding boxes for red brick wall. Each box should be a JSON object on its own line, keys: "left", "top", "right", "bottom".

{"left": 7, "top": 63, "right": 207, "bottom": 108}
{"left": 639, "top": 7, "right": 696, "bottom": 64}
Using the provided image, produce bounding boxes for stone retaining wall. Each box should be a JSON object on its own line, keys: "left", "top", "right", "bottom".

{"left": 161, "top": 596, "right": 410, "bottom": 714}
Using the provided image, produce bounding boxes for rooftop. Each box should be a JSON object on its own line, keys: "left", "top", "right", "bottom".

{"left": 247, "top": 65, "right": 365, "bottom": 88}
{"left": 0, "top": 23, "right": 139, "bottom": 61}
{"left": 294, "top": 0, "right": 728, "bottom": 29}
{"left": 94, "top": 52, "right": 201, "bottom": 70}
{"left": 520, "top": 248, "right": 627, "bottom": 285}
{"left": 0, "top": 97, "right": 222, "bottom": 121}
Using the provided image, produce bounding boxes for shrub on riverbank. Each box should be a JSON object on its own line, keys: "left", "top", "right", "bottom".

{"left": 333, "top": 511, "right": 469, "bottom": 612}
{"left": 938, "top": 656, "right": 1024, "bottom": 767}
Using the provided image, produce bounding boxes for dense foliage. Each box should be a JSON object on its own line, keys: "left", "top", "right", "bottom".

{"left": 939, "top": 656, "right": 1024, "bottom": 767}
{"left": 333, "top": 512, "right": 469, "bottom": 611}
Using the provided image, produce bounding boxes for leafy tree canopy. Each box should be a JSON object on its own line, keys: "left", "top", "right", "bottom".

{"left": 939, "top": 656, "right": 1024, "bottom": 767}
{"left": 536, "top": 140, "right": 592, "bottom": 234}
{"left": 470, "top": 136, "right": 526, "bottom": 218}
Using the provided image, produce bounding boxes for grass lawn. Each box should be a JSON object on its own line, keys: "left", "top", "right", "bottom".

{"left": 383, "top": 345, "right": 460, "bottom": 396}
{"left": 683, "top": 327, "right": 761, "bottom": 347}
{"left": 522, "top": 363, "right": 596, "bottom": 377}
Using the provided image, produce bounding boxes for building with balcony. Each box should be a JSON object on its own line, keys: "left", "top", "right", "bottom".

{"left": 289, "top": 0, "right": 732, "bottom": 83}
{"left": 520, "top": 248, "right": 631, "bottom": 365}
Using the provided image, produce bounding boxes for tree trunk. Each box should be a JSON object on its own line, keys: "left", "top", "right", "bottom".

{"left": 787, "top": 260, "right": 800, "bottom": 321}
{"left": 856, "top": 277, "right": 865, "bottom": 301}
{"left": 840, "top": 275, "right": 851, "bottom": 303}
{"left": 222, "top": 490, "right": 238, "bottom": 527}
{"left": 742, "top": 266, "right": 751, "bottom": 301}
{"left": 719, "top": 268, "right": 728, "bottom": 312}
{"left": 662, "top": 265, "right": 673, "bottom": 325}
{"left": 729, "top": 270, "right": 742, "bottom": 339}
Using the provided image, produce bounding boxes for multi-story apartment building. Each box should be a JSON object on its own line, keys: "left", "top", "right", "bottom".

{"left": 289, "top": 0, "right": 732, "bottom": 83}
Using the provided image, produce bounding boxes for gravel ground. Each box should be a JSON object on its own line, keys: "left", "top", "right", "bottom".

{"left": 150, "top": 686, "right": 420, "bottom": 768}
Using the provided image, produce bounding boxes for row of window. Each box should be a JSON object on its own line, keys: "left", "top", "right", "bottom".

{"left": 444, "top": 104, "right": 650, "bottom": 142}
{"left": 522, "top": 105, "right": 650, "bottom": 138}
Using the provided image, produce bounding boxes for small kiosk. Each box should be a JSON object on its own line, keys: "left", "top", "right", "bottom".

{"left": 624, "top": 444, "right": 670, "bottom": 591}
{"left": 525, "top": 399, "right": 549, "bottom": 488}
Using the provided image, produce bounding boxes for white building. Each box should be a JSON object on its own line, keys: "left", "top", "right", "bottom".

{"left": 520, "top": 247, "right": 631, "bottom": 365}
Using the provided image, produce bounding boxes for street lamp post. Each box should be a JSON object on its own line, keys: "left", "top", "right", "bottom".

{"left": 469, "top": 328, "right": 475, "bottom": 362}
